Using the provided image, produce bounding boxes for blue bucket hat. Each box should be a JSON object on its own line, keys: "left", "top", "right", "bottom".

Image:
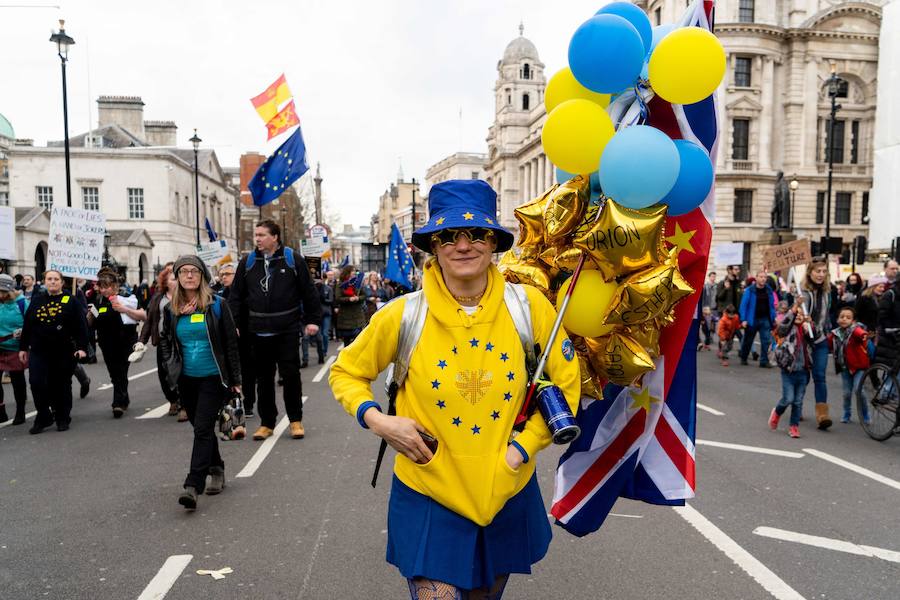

{"left": 411, "top": 179, "right": 514, "bottom": 253}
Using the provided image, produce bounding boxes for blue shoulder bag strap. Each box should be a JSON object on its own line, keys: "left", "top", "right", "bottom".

{"left": 212, "top": 295, "right": 222, "bottom": 319}
{"left": 16, "top": 296, "right": 26, "bottom": 316}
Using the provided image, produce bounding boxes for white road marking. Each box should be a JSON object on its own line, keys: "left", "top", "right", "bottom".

{"left": 609, "top": 513, "right": 644, "bottom": 519}
{"left": 137, "top": 554, "right": 193, "bottom": 600}
{"left": 0, "top": 410, "right": 36, "bottom": 429}
{"left": 312, "top": 355, "right": 336, "bottom": 383}
{"left": 135, "top": 403, "right": 172, "bottom": 420}
{"left": 697, "top": 403, "right": 725, "bottom": 416}
{"left": 697, "top": 439, "right": 805, "bottom": 459}
{"left": 804, "top": 448, "right": 900, "bottom": 492}
{"left": 97, "top": 367, "right": 159, "bottom": 391}
{"left": 754, "top": 526, "right": 900, "bottom": 564}
{"left": 235, "top": 396, "right": 307, "bottom": 479}
{"left": 674, "top": 504, "right": 805, "bottom": 600}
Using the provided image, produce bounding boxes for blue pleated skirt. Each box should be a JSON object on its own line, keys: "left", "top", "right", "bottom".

{"left": 386, "top": 474, "right": 552, "bottom": 590}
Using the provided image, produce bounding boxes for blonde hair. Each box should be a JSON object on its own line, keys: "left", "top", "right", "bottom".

{"left": 802, "top": 258, "right": 831, "bottom": 292}
{"left": 170, "top": 277, "right": 215, "bottom": 315}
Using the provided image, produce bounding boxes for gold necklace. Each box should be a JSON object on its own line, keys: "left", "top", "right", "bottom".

{"left": 452, "top": 290, "right": 485, "bottom": 303}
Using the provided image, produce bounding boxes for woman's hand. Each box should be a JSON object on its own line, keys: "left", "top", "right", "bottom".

{"left": 74, "top": 350, "right": 86, "bottom": 360}
{"left": 231, "top": 385, "right": 242, "bottom": 394}
{"left": 180, "top": 298, "right": 197, "bottom": 315}
{"left": 505, "top": 444, "right": 524, "bottom": 470}
{"left": 13, "top": 328, "right": 21, "bottom": 340}
{"left": 364, "top": 409, "right": 434, "bottom": 464}
{"left": 18, "top": 350, "right": 27, "bottom": 365}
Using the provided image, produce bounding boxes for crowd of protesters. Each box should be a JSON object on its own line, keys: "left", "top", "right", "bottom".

{"left": 701, "top": 257, "right": 900, "bottom": 437}
{"left": 0, "top": 218, "right": 413, "bottom": 511}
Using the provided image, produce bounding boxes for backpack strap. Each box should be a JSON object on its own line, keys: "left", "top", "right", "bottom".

{"left": 245, "top": 251, "right": 257, "bottom": 270}
{"left": 284, "top": 247, "right": 296, "bottom": 270}
{"left": 385, "top": 290, "right": 427, "bottom": 393}
{"left": 212, "top": 296, "right": 222, "bottom": 319}
{"left": 15, "top": 296, "right": 26, "bottom": 316}
{"left": 503, "top": 282, "right": 536, "bottom": 376}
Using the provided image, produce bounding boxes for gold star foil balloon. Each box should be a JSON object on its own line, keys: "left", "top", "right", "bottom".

{"left": 574, "top": 200, "right": 667, "bottom": 281}
{"left": 499, "top": 257, "right": 552, "bottom": 296}
{"left": 603, "top": 253, "right": 695, "bottom": 327}
{"left": 626, "top": 322, "right": 662, "bottom": 359}
{"left": 543, "top": 175, "right": 589, "bottom": 245}
{"left": 587, "top": 332, "right": 656, "bottom": 387}
{"left": 554, "top": 247, "right": 587, "bottom": 272}
{"left": 514, "top": 187, "right": 554, "bottom": 249}
{"left": 578, "top": 354, "right": 604, "bottom": 400}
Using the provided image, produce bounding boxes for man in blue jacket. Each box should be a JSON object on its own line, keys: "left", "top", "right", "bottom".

{"left": 739, "top": 270, "right": 777, "bottom": 368}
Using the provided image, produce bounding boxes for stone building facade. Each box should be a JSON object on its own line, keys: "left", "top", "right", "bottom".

{"left": 371, "top": 176, "right": 424, "bottom": 244}
{"left": 642, "top": 0, "right": 882, "bottom": 270}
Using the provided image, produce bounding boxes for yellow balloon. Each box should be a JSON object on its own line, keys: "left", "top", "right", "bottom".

{"left": 545, "top": 67, "right": 611, "bottom": 113}
{"left": 648, "top": 27, "right": 726, "bottom": 105}
{"left": 556, "top": 270, "right": 618, "bottom": 338}
{"left": 541, "top": 99, "right": 616, "bottom": 175}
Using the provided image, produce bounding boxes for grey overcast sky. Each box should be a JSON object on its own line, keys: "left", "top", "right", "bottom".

{"left": 1, "top": 0, "right": 609, "bottom": 226}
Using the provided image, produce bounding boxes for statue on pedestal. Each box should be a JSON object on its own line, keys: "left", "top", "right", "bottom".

{"left": 770, "top": 171, "right": 791, "bottom": 230}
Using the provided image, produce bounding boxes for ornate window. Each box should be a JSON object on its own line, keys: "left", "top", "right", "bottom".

{"left": 128, "top": 187, "right": 145, "bottom": 219}
{"left": 738, "top": 0, "right": 754, "bottom": 22}
{"left": 734, "top": 57, "right": 752, "bottom": 87}
{"left": 824, "top": 120, "right": 846, "bottom": 164}
{"left": 522, "top": 63, "right": 531, "bottom": 79}
{"left": 732, "top": 119, "right": 750, "bottom": 160}
{"left": 82, "top": 186, "right": 99, "bottom": 211}
{"left": 816, "top": 191, "right": 825, "bottom": 224}
{"left": 734, "top": 189, "right": 752, "bottom": 223}
{"left": 36, "top": 186, "right": 53, "bottom": 209}
{"left": 835, "top": 192, "right": 851, "bottom": 225}
{"left": 522, "top": 93, "right": 530, "bottom": 111}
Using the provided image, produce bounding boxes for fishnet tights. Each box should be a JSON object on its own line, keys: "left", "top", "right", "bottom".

{"left": 407, "top": 576, "right": 509, "bottom": 600}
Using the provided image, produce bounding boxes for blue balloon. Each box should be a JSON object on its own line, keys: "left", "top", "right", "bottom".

{"left": 597, "top": 2, "right": 653, "bottom": 56}
{"left": 598, "top": 125, "right": 680, "bottom": 209}
{"left": 554, "top": 168, "right": 602, "bottom": 192}
{"left": 568, "top": 15, "right": 644, "bottom": 93}
{"left": 651, "top": 24, "right": 676, "bottom": 53}
{"left": 661, "top": 140, "right": 713, "bottom": 215}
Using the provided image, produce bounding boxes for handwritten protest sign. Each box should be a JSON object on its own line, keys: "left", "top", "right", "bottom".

{"left": 762, "top": 238, "right": 811, "bottom": 272}
{"left": 47, "top": 207, "right": 105, "bottom": 281}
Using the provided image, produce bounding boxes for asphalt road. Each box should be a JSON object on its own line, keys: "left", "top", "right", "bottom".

{"left": 0, "top": 342, "right": 898, "bottom": 599}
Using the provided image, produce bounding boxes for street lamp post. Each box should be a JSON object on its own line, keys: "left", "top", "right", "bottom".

{"left": 824, "top": 64, "right": 842, "bottom": 259}
{"left": 189, "top": 129, "right": 202, "bottom": 247}
{"left": 49, "top": 20, "right": 75, "bottom": 208}
{"left": 789, "top": 176, "right": 799, "bottom": 232}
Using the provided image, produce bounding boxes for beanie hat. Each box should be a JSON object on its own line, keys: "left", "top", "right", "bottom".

{"left": 173, "top": 255, "right": 211, "bottom": 283}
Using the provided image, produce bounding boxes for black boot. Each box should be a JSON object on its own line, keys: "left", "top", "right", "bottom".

{"left": 12, "top": 401, "right": 26, "bottom": 425}
{"left": 206, "top": 467, "right": 225, "bottom": 495}
{"left": 0, "top": 403, "right": 7, "bottom": 424}
{"left": 178, "top": 486, "right": 198, "bottom": 510}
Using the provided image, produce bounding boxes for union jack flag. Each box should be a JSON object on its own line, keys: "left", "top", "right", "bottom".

{"left": 551, "top": 0, "right": 719, "bottom": 537}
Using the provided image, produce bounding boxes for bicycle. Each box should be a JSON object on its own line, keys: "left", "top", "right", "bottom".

{"left": 856, "top": 328, "right": 900, "bottom": 441}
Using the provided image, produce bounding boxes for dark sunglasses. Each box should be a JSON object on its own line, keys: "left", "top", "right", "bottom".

{"left": 430, "top": 227, "right": 496, "bottom": 247}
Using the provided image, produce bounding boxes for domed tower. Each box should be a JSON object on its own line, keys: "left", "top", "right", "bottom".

{"left": 494, "top": 23, "right": 546, "bottom": 117}
{"left": 486, "top": 24, "right": 546, "bottom": 229}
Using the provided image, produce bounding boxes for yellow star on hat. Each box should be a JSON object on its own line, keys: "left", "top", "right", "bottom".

{"left": 462, "top": 212, "right": 474, "bottom": 221}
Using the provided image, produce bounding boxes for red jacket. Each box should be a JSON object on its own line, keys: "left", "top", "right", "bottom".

{"left": 828, "top": 324, "right": 870, "bottom": 374}
{"left": 717, "top": 313, "right": 741, "bottom": 341}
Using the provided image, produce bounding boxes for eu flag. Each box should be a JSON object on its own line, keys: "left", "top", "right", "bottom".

{"left": 384, "top": 223, "right": 414, "bottom": 290}
{"left": 249, "top": 126, "right": 310, "bottom": 206}
{"left": 204, "top": 217, "right": 218, "bottom": 242}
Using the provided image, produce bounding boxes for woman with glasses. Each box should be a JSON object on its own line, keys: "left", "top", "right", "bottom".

{"left": 330, "top": 180, "right": 580, "bottom": 599}
{"left": 159, "top": 256, "right": 241, "bottom": 510}
{"left": 18, "top": 270, "right": 90, "bottom": 433}
{"left": 87, "top": 267, "right": 146, "bottom": 419}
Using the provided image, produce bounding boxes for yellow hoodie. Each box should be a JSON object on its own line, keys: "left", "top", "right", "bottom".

{"left": 330, "top": 259, "right": 580, "bottom": 526}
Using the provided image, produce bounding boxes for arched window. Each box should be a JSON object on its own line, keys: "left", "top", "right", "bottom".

{"left": 523, "top": 63, "right": 531, "bottom": 79}
{"left": 505, "top": 88, "right": 511, "bottom": 106}
{"left": 522, "top": 93, "right": 530, "bottom": 111}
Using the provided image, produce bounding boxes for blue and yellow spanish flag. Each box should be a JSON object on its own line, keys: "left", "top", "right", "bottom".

{"left": 248, "top": 127, "right": 310, "bottom": 207}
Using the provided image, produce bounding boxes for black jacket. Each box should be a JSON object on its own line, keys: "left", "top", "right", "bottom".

{"left": 715, "top": 276, "right": 741, "bottom": 312}
{"left": 875, "top": 288, "right": 900, "bottom": 366}
{"left": 20, "top": 291, "right": 90, "bottom": 356}
{"left": 159, "top": 297, "right": 241, "bottom": 390}
{"left": 227, "top": 246, "right": 322, "bottom": 335}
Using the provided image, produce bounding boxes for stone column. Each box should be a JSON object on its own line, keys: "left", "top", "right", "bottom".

{"left": 537, "top": 155, "right": 545, "bottom": 195}
{"left": 759, "top": 56, "right": 775, "bottom": 171}
{"left": 802, "top": 56, "right": 820, "bottom": 170}
{"left": 523, "top": 162, "right": 531, "bottom": 201}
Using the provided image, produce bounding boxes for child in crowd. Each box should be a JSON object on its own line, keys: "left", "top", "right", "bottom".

{"left": 698, "top": 306, "right": 717, "bottom": 351}
{"left": 829, "top": 306, "right": 871, "bottom": 424}
{"left": 716, "top": 305, "right": 741, "bottom": 367}
{"left": 770, "top": 302, "right": 813, "bottom": 438}
{"left": 775, "top": 300, "right": 789, "bottom": 324}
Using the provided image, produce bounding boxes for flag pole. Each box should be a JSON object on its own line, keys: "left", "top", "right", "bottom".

{"left": 514, "top": 251, "right": 589, "bottom": 430}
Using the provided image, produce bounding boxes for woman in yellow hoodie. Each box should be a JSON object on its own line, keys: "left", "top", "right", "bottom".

{"left": 330, "top": 180, "right": 580, "bottom": 599}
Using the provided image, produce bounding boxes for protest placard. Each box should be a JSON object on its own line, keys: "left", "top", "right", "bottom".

{"left": 198, "top": 240, "right": 236, "bottom": 269}
{"left": 47, "top": 207, "right": 105, "bottom": 281}
{"left": 301, "top": 224, "right": 330, "bottom": 257}
{"left": 762, "top": 238, "right": 811, "bottom": 272}
{"left": 0, "top": 206, "right": 16, "bottom": 261}
{"left": 713, "top": 242, "right": 744, "bottom": 267}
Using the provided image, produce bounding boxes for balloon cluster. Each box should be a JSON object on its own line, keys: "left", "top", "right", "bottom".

{"left": 541, "top": 1, "right": 723, "bottom": 216}
{"left": 500, "top": 177, "right": 693, "bottom": 394}
{"left": 501, "top": 3, "right": 722, "bottom": 394}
